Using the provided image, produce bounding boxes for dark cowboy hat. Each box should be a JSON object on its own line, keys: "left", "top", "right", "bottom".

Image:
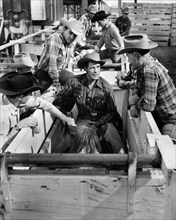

{"left": 91, "top": 10, "right": 111, "bottom": 23}
{"left": 77, "top": 52, "right": 105, "bottom": 69}
{"left": 85, "top": 5, "right": 97, "bottom": 14}
{"left": 118, "top": 34, "right": 158, "bottom": 55}
{"left": 0, "top": 71, "right": 42, "bottom": 96}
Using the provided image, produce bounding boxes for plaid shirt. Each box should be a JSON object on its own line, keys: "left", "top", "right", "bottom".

{"left": 53, "top": 74, "right": 118, "bottom": 127}
{"left": 135, "top": 56, "right": 176, "bottom": 118}
{"left": 37, "top": 32, "right": 71, "bottom": 83}
{"left": 97, "top": 21, "right": 122, "bottom": 51}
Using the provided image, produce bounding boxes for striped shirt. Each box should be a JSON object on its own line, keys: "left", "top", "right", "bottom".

{"left": 37, "top": 32, "right": 71, "bottom": 83}
{"left": 97, "top": 21, "right": 122, "bottom": 51}
{"left": 135, "top": 56, "right": 176, "bottom": 118}
{"left": 53, "top": 74, "right": 118, "bottom": 127}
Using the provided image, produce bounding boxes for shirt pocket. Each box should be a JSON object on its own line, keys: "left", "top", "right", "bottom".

{"left": 91, "top": 96, "right": 106, "bottom": 110}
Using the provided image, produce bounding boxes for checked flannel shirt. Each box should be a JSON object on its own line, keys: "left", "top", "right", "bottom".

{"left": 134, "top": 56, "right": 176, "bottom": 118}
{"left": 53, "top": 73, "right": 118, "bottom": 128}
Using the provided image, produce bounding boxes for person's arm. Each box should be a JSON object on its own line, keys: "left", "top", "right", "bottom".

{"left": 137, "top": 70, "right": 158, "bottom": 112}
{"left": 47, "top": 35, "right": 62, "bottom": 86}
{"left": 20, "top": 96, "right": 76, "bottom": 126}
{"left": 111, "top": 26, "right": 123, "bottom": 47}
{"left": 96, "top": 35, "right": 104, "bottom": 51}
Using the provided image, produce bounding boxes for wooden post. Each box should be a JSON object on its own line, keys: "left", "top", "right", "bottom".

{"left": 127, "top": 153, "right": 137, "bottom": 213}
{"left": 156, "top": 135, "right": 176, "bottom": 220}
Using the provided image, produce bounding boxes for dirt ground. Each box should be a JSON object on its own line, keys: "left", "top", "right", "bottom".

{"left": 150, "top": 46, "right": 176, "bottom": 85}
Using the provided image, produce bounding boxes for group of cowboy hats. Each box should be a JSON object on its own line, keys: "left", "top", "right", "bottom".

{"left": 0, "top": 13, "right": 158, "bottom": 96}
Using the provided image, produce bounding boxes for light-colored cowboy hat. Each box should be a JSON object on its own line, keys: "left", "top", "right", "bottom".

{"left": 60, "top": 17, "right": 83, "bottom": 36}
{"left": 118, "top": 34, "right": 158, "bottom": 55}
{"left": 0, "top": 71, "right": 42, "bottom": 96}
{"left": 0, "top": 52, "right": 38, "bottom": 69}
{"left": 85, "top": 5, "right": 97, "bottom": 14}
{"left": 77, "top": 52, "right": 105, "bottom": 69}
{"left": 91, "top": 10, "right": 111, "bottom": 22}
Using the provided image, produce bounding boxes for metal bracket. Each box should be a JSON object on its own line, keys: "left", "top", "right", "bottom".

{"left": 0, "top": 153, "right": 12, "bottom": 213}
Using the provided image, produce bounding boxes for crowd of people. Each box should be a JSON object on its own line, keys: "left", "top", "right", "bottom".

{"left": 1, "top": 4, "right": 176, "bottom": 153}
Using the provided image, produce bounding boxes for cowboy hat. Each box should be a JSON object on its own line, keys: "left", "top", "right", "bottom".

{"left": 91, "top": 10, "right": 111, "bottom": 22}
{"left": 85, "top": 5, "right": 97, "bottom": 14}
{"left": 0, "top": 71, "right": 42, "bottom": 96}
{"left": 77, "top": 52, "right": 105, "bottom": 69}
{"left": 60, "top": 17, "right": 83, "bottom": 36}
{"left": 121, "top": 7, "right": 129, "bottom": 14}
{"left": 0, "top": 52, "right": 38, "bottom": 69}
{"left": 118, "top": 34, "right": 158, "bottom": 55}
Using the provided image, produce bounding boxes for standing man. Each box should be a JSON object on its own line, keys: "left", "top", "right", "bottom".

{"left": 115, "top": 7, "right": 132, "bottom": 37}
{"left": 35, "top": 17, "right": 83, "bottom": 93}
{"left": 91, "top": 10, "right": 123, "bottom": 63}
{"left": 53, "top": 52, "right": 124, "bottom": 153}
{"left": 117, "top": 34, "right": 176, "bottom": 141}
{"left": 79, "top": 4, "right": 97, "bottom": 38}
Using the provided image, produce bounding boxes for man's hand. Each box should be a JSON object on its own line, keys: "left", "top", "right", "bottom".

{"left": 65, "top": 117, "right": 76, "bottom": 126}
{"left": 130, "top": 105, "right": 140, "bottom": 118}
{"left": 18, "top": 115, "right": 39, "bottom": 129}
{"left": 129, "top": 94, "right": 140, "bottom": 107}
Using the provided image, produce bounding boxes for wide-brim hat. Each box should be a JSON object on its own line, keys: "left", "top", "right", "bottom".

{"left": 0, "top": 71, "right": 42, "bottom": 96}
{"left": 77, "top": 52, "right": 105, "bottom": 69}
{"left": 91, "top": 10, "right": 111, "bottom": 22}
{"left": 0, "top": 52, "right": 38, "bottom": 69}
{"left": 118, "top": 34, "right": 158, "bottom": 55}
{"left": 85, "top": 5, "right": 97, "bottom": 14}
{"left": 60, "top": 17, "right": 83, "bottom": 36}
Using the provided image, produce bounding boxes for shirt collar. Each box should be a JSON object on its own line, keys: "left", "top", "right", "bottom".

{"left": 1, "top": 95, "right": 19, "bottom": 113}
{"left": 81, "top": 74, "right": 103, "bottom": 89}
{"left": 102, "top": 21, "right": 111, "bottom": 30}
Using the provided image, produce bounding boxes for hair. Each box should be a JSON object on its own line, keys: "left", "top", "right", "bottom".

{"left": 70, "top": 125, "right": 102, "bottom": 154}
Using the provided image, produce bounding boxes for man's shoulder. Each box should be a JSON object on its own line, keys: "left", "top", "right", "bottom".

{"left": 99, "top": 77, "right": 113, "bottom": 90}
{"left": 47, "top": 32, "right": 62, "bottom": 43}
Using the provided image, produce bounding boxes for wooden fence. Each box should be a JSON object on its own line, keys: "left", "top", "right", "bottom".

{"left": 123, "top": 3, "right": 176, "bottom": 46}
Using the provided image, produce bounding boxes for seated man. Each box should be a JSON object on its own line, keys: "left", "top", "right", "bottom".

{"left": 53, "top": 52, "right": 124, "bottom": 153}
{"left": 91, "top": 11, "right": 123, "bottom": 63}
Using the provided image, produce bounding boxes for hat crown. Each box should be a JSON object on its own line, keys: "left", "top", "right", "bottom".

{"left": 60, "top": 17, "right": 83, "bottom": 36}
{"left": 122, "top": 7, "right": 129, "bottom": 14}
{"left": 13, "top": 52, "right": 38, "bottom": 67}
{"left": 6, "top": 72, "right": 34, "bottom": 92}
{"left": 124, "top": 34, "right": 150, "bottom": 49}
{"left": 91, "top": 10, "right": 111, "bottom": 22}
{"left": 84, "top": 52, "right": 100, "bottom": 61}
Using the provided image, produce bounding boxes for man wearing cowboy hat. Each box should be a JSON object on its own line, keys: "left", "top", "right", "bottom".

{"left": 115, "top": 7, "right": 132, "bottom": 37}
{"left": 117, "top": 34, "right": 176, "bottom": 142}
{"left": 79, "top": 4, "right": 98, "bottom": 37}
{"left": 91, "top": 10, "right": 123, "bottom": 63}
{"left": 35, "top": 17, "right": 83, "bottom": 93}
{"left": 53, "top": 52, "right": 124, "bottom": 153}
{"left": 0, "top": 71, "right": 76, "bottom": 150}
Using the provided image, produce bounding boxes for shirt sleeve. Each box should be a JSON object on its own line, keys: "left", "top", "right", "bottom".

{"left": 47, "top": 35, "right": 62, "bottom": 83}
{"left": 137, "top": 70, "right": 158, "bottom": 112}
{"left": 110, "top": 26, "right": 123, "bottom": 47}
{"left": 97, "top": 35, "right": 105, "bottom": 50}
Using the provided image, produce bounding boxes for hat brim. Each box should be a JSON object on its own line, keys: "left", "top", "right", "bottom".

{"left": 77, "top": 58, "right": 105, "bottom": 69}
{"left": 60, "top": 18, "right": 83, "bottom": 36}
{"left": 91, "top": 14, "right": 111, "bottom": 23}
{"left": 85, "top": 8, "right": 96, "bottom": 14}
{"left": 0, "top": 72, "right": 42, "bottom": 96}
{"left": 118, "top": 41, "right": 158, "bottom": 55}
{"left": 0, "top": 63, "right": 29, "bottom": 69}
